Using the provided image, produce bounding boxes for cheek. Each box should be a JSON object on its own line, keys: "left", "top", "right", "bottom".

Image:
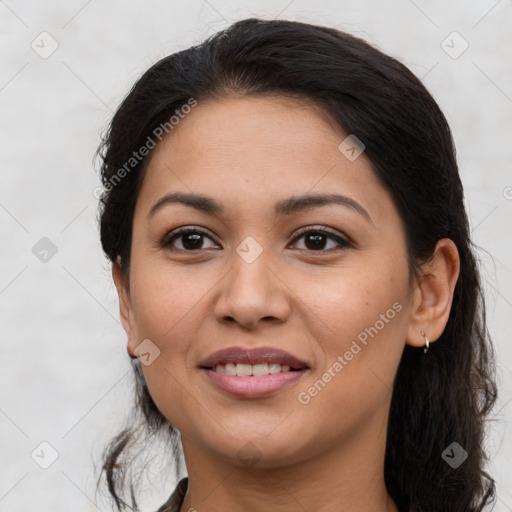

{"left": 127, "top": 263, "right": 209, "bottom": 427}
{"left": 128, "top": 255, "right": 211, "bottom": 342}
{"left": 306, "top": 262, "right": 407, "bottom": 341}
{"left": 299, "top": 263, "right": 408, "bottom": 395}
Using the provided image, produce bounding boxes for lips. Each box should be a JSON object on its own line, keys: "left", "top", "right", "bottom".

{"left": 199, "top": 346, "right": 309, "bottom": 370}
{"left": 199, "top": 346, "right": 310, "bottom": 398}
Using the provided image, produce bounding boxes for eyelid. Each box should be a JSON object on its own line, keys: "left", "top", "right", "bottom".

{"left": 290, "top": 225, "right": 353, "bottom": 249}
{"left": 161, "top": 224, "right": 353, "bottom": 252}
{"left": 161, "top": 226, "right": 220, "bottom": 249}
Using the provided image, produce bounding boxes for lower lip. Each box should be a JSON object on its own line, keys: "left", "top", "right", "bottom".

{"left": 201, "top": 368, "right": 308, "bottom": 398}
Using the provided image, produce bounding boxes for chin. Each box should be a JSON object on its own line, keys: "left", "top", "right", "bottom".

{"left": 207, "top": 428, "right": 312, "bottom": 469}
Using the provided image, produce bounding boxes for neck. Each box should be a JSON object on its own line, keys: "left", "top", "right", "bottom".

{"left": 179, "top": 413, "right": 398, "bottom": 512}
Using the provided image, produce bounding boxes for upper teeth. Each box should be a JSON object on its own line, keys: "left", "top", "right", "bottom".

{"left": 215, "top": 363, "right": 292, "bottom": 376}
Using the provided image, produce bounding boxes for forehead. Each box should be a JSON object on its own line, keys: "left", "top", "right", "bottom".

{"left": 136, "top": 94, "right": 391, "bottom": 223}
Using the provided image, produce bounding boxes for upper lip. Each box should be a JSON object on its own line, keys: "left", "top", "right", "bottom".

{"left": 200, "top": 346, "right": 309, "bottom": 370}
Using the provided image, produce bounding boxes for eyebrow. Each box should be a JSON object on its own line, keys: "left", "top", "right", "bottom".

{"left": 148, "top": 192, "right": 372, "bottom": 223}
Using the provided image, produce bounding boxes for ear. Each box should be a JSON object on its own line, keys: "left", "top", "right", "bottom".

{"left": 406, "top": 238, "right": 460, "bottom": 348}
{"left": 112, "top": 258, "right": 137, "bottom": 358}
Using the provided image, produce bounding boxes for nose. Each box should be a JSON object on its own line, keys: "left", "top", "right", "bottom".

{"left": 214, "top": 250, "right": 291, "bottom": 330}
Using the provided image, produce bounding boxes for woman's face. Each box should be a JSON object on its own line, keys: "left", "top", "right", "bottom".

{"left": 117, "top": 94, "right": 416, "bottom": 468}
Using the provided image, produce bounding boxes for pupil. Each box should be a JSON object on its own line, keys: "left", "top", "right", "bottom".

{"left": 184, "top": 234, "right": 202, "bottom": 250}
{"left": 306, "top": 233, "right": 325, "bottom": 250}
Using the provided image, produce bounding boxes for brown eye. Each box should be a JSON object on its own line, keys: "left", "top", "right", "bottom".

{"left": 291, "top": 227, "right": 352, "bottom": 252}
{"left": 162, "top": 228, "right": 220, "bottom": 251}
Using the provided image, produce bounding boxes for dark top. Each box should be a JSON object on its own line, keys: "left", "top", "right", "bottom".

{"left": 156, "top": 477, "right": 188, "bottom": 512}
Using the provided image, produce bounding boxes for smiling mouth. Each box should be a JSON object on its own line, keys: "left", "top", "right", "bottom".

{"left": 200, "top": 363, "right": 309, "bottom": 398}
{"left": 202, "top": 362, "right": 306, "bottom": 376}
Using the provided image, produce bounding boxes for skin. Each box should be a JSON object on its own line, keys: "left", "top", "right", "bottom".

{"left": 113, "top": 94, "right": 460, "bottom": 512}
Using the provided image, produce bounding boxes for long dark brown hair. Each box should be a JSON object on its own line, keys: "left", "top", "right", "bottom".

{"left": 95, "top": 18, "right": 497, "bottom": 512}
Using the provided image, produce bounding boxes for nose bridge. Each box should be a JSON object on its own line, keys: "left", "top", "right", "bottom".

{"left": 214, "top": 237, "right": 290, "bottom": 328}
{"left": 231, "top": 242, "right": 271, "bottom": 296}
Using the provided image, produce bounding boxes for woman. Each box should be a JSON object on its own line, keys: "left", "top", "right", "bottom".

{"left": 96, "top": 18, "right": 497, "bottom": 512}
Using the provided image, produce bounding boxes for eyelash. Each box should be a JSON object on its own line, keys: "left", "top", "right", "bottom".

{"left": 161, "top": 226, "right": 352, "bottom": 253}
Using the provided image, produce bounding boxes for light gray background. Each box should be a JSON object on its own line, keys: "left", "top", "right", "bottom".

{"left": 1, "top": 1, "right": 511, "bottom": 510}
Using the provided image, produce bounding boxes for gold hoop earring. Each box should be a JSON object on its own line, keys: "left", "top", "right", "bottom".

{"left": 421, "top": 331, "right": 430, "bottom": 354}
